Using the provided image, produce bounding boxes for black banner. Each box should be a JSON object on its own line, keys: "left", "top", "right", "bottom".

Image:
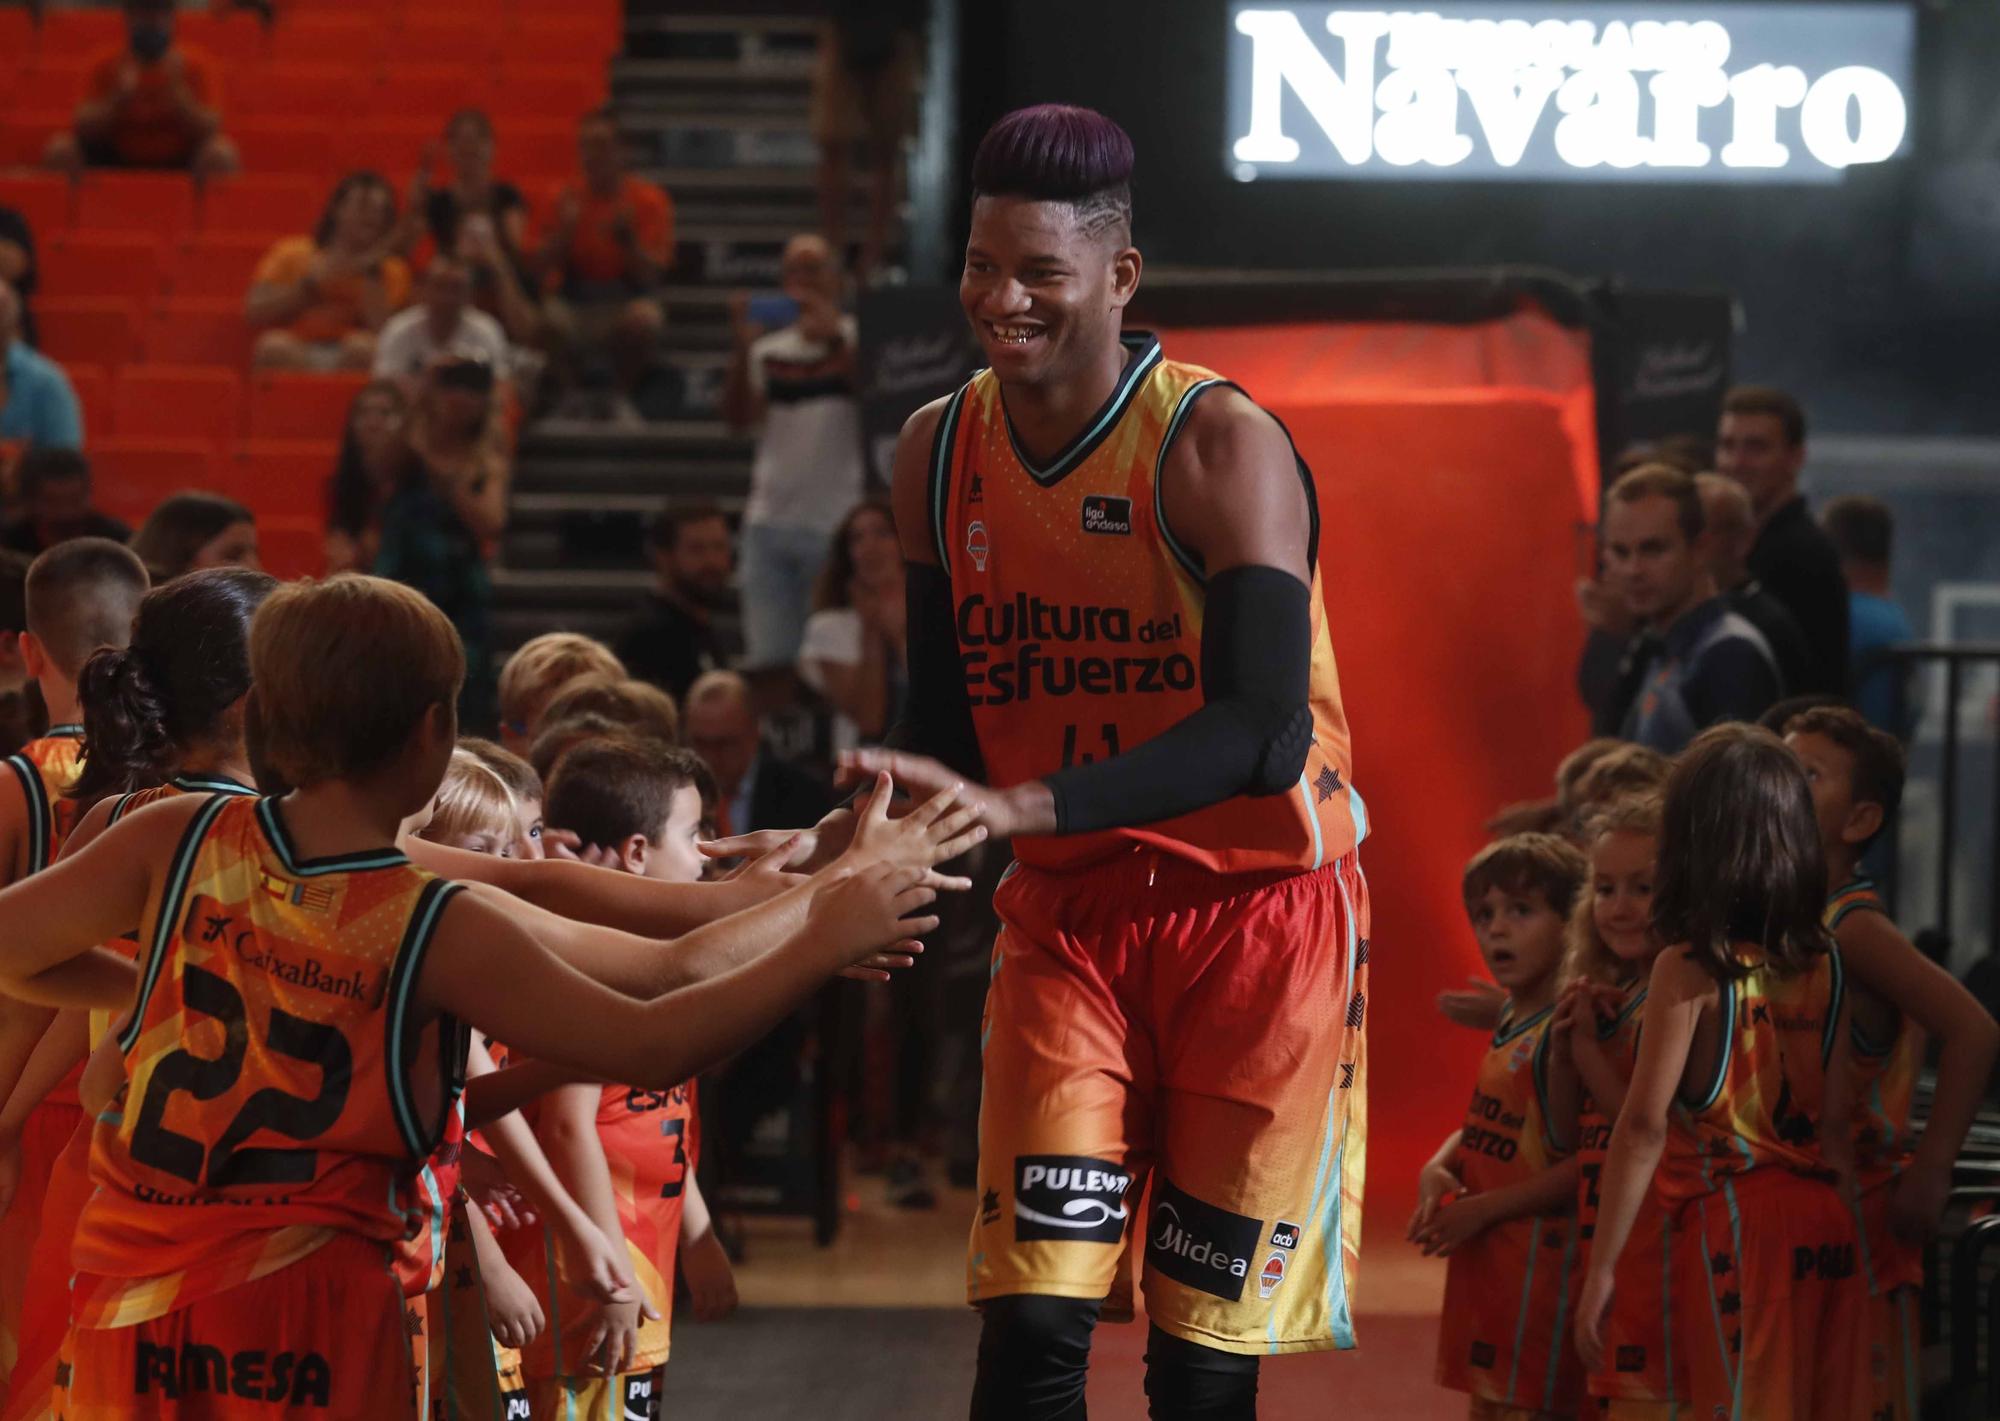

{"left": 857, "top": 285, "right": 983, "bottom": 489}
{"left": 1588, "top": 287, "right": 1737, "bottom": 476}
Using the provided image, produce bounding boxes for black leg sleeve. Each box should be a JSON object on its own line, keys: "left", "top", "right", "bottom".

{"left": 1143, "top": 1325, "right": 1261, "bottom": 1421}
{"left": 970, "top": 1294, "right": 1102, "bottom": 1421}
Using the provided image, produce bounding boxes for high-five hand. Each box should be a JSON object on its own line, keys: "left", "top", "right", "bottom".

{"left": 839, "top": 751, "right": 1056, "bottom": 841}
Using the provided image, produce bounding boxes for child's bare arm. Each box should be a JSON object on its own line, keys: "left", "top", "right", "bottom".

{"left": 678, "top": 1173, "right": 737, "bottom": 1322}
{"left": 1413, "top": 1157, "right": 1580, "bottom": 1258}
{"left": 1839, "top": 911, "right": 2000, "bottom": 1237}
{"left": 464, "top": 1193, "right": 546, "bottom": 1350}
{"left": 537, "top": 1084, "right": 644, "bottom": 1375}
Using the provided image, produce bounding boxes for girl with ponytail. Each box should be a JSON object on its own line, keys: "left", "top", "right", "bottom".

{"left": 0, "top": 567, "right": 278, "bottom": 1416}
{"left": 68, "top": 566, "right": 278, "bottom": 812}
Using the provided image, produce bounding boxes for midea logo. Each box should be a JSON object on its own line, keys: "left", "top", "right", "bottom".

{"left": 1228, "top": 4, "right": 1912, "bottom": 183}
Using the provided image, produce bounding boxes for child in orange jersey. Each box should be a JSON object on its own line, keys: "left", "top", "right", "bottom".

{"left": 1542, "top": 795, "right": 1687, "bottom": 1420}
{"left": 1414, "top": 832, "right": 1587, "bottom": 1421}
{"left": 1580, "top": 724, "right": 1867, "bottom": 1421}
{"left": 1784, "top": 706, "right": 1998, "bottom": 1421}
{"left": 0, "top": 567, "right": 272, "bottom": 1421}
{"left": 0, "top": 538, "right": 147, "bottom": 1404}
{"left": 0, "top": 574, "right": 973, "bottom": 1420}
{"left": 511, "top": 736, "right": 737, "bottom": 1419}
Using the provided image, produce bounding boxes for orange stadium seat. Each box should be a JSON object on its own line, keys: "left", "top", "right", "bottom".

{"left": 248, "top": 372, "right": 366, "bottom": 442}
{"left": 88, "top": 438, "right": 218, "bottom": 521}
{"left": 112, "top": 366, "right": 244, "bottom": 445}
{"left": 502, "top": 125, "right": 577, "bottom": 184}
{"left": 229, "top": 122, "right": 335, "bottom": 177}
{"left": 39, "top": 234, "right": 163, "bottom": 308}
{"left": 36, "top": 300, "right": 139, "bottom": 368}
{"left": 489, "top": 66, "right": 604, "bottom": 122}
{"left": 346, "top": 122, "right": 436, "bottom": 180}
{"left": 0, "top": 8, "right": 34, "bottom": 58}
{"left": 41, "top": 9, "right": 124, "bottom": 55}
{"left": 175, "top": 11, "right": 270, "bottom": 65}
{"left": 145, "top": 301, "right": 252, "bottom": 369}
{"left": 257, "top": 517, "right": 325, "bottom": 581}
{"left": 0, "top": 175, "right": 73, "bottom": 239}
{"left": 63, "top": 365, "right": 110, "bottom": 436}
{"left": 166, "top": 234, "right": 272, "bottom": 300}
{"left": 74, "top": 174, "right": 197, "bottom": 237}
{"left": 513, "top": 20, "right": 619, "bottom": 66}
{"left": 396, "top": 20, "right": 499, "bottom": 63}
{"left": 269, "top": 16, "right": 384, "bottom": 67}
{"left": 376, "top": 64, "right": 490, "bottom": 117}
{"left": 0, "top": 116, "right": 66, "bottom": 170}
{"left": 7, "top": 65, "right": 88, "bottom": 117}
{"left": 229, "top": 65, "right": 363, "bottom": 123}
{"left": 200, "top": 177, "right": 322, "bottom": 239}
{"left": 230, "top": 441, "right": 338, "bottom": 517}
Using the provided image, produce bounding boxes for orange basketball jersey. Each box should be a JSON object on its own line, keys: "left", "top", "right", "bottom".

{"left": 1657, "top": 945, "right": 1845, "bottom": 1207}
{"left": 1436, "top": 1001, "right": 1582, "bottom": 1412}
{"left": 926, "top": 333, "right": 1362, "bottom": 873}
{"left": 1826, "top": 879, "right": 1917, "bottom": 1186}
{"left": 5, "top": 724, "right": 86, "bottom": 874}
{"left": 507, "top": 1080, "right": 697, "bottom": 1377}
{"left": 71, "top": 794, "right": 466, "bottom": 1328}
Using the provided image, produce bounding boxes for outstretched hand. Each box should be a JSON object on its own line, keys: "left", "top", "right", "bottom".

{"left": 839, "top": 750, "right": 1056, "bottom": 842}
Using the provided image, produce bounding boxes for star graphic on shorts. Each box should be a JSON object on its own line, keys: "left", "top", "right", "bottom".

{"left": 53, "top": 1361, "right": 70, "bottom": 1389}
{"left": 1315, "top": 768, "right": 1343, "bottom": 803}
{"left": 981, "top": 1188, "right": 1000, "bottom": 1223}
{"left": 1711, "top": 1252, "right": 1733, "bottom": 1276}
{"left": 1719, "top": 1290, "right": 1741, "bottom": 1316}
{"left": 457, "top": 1265, "right": 477, "bottom": 1290}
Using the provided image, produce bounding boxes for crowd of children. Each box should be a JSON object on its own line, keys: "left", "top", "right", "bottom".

{"left": 1421, "top": 708, "right": 1998, "bottom": 1420}
{"left": 0, "top": 542, "right": 985, "bottom": 1419}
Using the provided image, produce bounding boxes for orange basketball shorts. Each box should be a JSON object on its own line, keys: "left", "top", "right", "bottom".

{"left": 1677, "top": 1169, "right": 1872, "bottom": 1421}
{"left": 1435, "top": 1212, "right": 1582, "bottom": 1413}
{"left": 528, "top": 1366, "right": 665, "bottom": 1420}
{"left": 968, "top": 849, "right": 1369, "bottom": 1356}
{"left": 55, "top": 1234, "right": 416, "bottom": 1419}
{"left": 0, "top": 1099, "right": 83, "bottom": 1396}
{"left": 1586, "top": 1196, "right": 1686, "bottom": 1407}
{"left": 1, "top": 1115, "right": 91, "bottom": 1421}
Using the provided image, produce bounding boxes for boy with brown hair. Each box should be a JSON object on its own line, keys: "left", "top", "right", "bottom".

{"left": 1415, "top": 833, "right": 1588, "bottom": 1419}
{"left": 497, "top": 631, "right": 626, "bottom": 757}
{"left": 0, "top": 536, "right": 147, "bottom": 1398}
{"left": 512, "top": 737, "right": 736, "bottom": 1417}
{"left": 0, "top": 574, "right": 976, "bottom": 1417}
{"left": 1783, "top": 704, "right": 1998, "bottom": 1419}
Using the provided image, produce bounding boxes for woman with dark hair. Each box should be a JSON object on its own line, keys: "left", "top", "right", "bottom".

{"left": 373, "top": 357, "right": 510, "bottom": 729}
{"left": 128, "top": 491, "right": 258, "bottom": 582}
{"left": 797, "top": 496, "right": 904, "bottom": 753}
{"left": 324, "top": 379, "right": 417, "bottom": 574}
{"left": 403, "top": 109, "right": 542, "bottom": 344}
{"left": 1578, "top": 723, "right": 1864, "bottom": 1420}
{"left": 245, "top": 170, "right": 410, "bottom": 371}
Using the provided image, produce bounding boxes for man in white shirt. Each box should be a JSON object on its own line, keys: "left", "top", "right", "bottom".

{"left": 721, "top": 235, "right": 864, "bottom": 670}
{"left": 373, "top": 254, "right": 510, "bottom": 394}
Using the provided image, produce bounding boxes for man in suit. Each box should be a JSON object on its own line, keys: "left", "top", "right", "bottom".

{"left": 681, "top": 669, "right": 832, "bottom": 838}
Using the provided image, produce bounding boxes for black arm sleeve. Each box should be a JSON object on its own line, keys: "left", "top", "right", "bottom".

{"left": 884, "top": 561, "right": 988, "bottom": 782}
{"left": 1041, "top": 564, "right": 1314, "bottom": 836}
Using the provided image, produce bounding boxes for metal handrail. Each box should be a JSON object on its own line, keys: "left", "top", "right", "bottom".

{"left": 1950, "top": 1213, "right": 2000, "bottom": 1406}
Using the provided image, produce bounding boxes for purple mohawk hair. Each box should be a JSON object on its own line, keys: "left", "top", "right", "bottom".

{"left": 972, "top": 105, "right": 1134, "bottom": 238}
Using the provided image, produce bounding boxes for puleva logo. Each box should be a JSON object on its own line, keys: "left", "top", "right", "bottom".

{"left": 1014, "top": 1155, "right": 1133, "bottom": 1244}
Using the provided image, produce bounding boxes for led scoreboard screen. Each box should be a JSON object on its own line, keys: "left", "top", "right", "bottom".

{"left": 1226, "top": 3, "right": 1916, "bottom": 183}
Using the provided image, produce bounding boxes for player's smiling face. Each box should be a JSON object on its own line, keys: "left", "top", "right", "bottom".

{"left": 961, "top": 195, "right": 1136, "bottom": 387}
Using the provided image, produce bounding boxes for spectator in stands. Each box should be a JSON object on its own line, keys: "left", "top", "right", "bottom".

{"left": 246, "top": 171, "right": 410, "bottom": 372}
{"left": 372, "top": 255, "right": 511, "bottom": 394}
{"left": 1600, "top": 463, "right": 1781, "bottom": 752}
{"left": 798, "top": 497, "right": 905, "bottom": 754}
{"left": 0, "top": 549, "right": 36, "bottom": 757}
{"left": 723, "top": 235, "right": 863, "bottom": 670}
{"left": 374, "top": 357, "right": 510, "bottom": 729}
{"left": 0, "top": 449, "right": 130, "bottom": 556}
{"left": 1694, "top": 472, "right": 1811, "bottom": 697}
{"left": 325, "top": 380, "right": 418, "bottom": 575}
{"left": 682, "top": 670, "right": 831, "bottom": 841}
{"left": 406, "top": 110, "right": 543, "bottom": 346}
{"left": 130, "top": 492, "right": 259, "bottom": 581}
{"left": 1716, "top": 385, "right": 1849, "bottom": 694}
{"left": 814, "top": 1, "right": 924, "bottom": 279}
{"left": 537, "top": 107, "right": 673, "bottom": 419}
{"left": 616, "top": 501, "right": 734, "bottom": 705}
{"left": 0, "top": 279, "right": 80, "bottom": 454}
{"left": 0, "top": 208, "right": 38, "bottom": 349}
{"left": 1822, "top": 494, "right": 1915, "bottom": 736}
{"left": 44, "top": 0, "right": 238, "bottom": 178}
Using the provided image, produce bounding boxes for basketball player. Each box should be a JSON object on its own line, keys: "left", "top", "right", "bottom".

{"left": 823, "top": 105, "right": 1369, "bottom": 1417}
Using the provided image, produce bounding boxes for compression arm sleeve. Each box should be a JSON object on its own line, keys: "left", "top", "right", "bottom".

{"left": 886, "top": 561, "right": 989, "bottom": 783}
{"left": 1042, "top": 564, "right": 1313, "bottom": 836}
